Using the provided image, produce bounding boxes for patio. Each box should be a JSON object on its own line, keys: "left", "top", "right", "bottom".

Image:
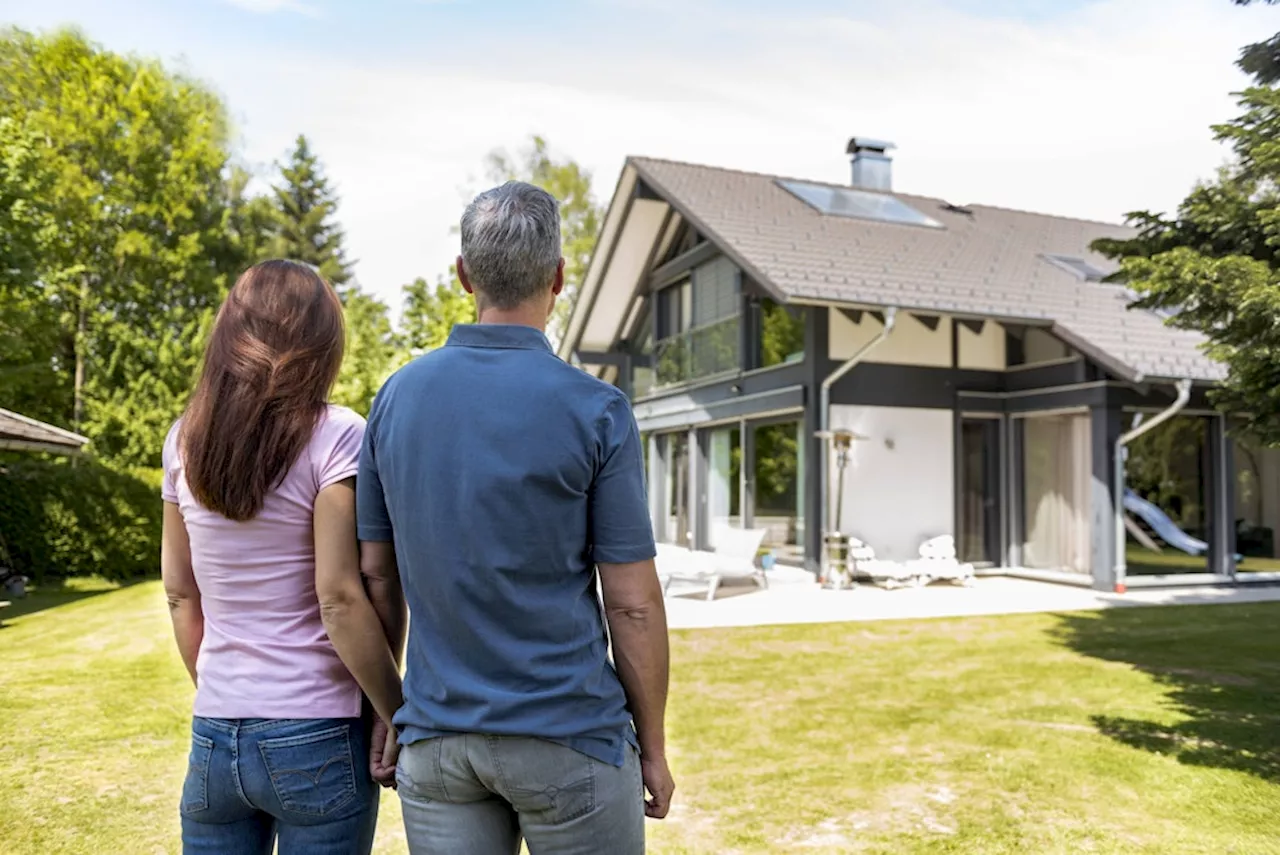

{"left": 663, "top": 573, "right": 1280, "bottom": 630}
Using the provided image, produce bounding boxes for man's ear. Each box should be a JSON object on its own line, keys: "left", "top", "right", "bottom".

{"left": 456, "top": 256, "right": 474, "bottom": 295}
{"left": 551, "top": 258, "right": 566, "bottom": 296}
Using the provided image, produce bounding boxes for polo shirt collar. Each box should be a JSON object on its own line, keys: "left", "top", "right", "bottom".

{"left": 446, "top": 323, "right": 553, "bottom": 353}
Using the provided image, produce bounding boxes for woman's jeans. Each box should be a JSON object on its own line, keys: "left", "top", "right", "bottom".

{"left": 180, "top": 717, "right": 379, "bottom": 855}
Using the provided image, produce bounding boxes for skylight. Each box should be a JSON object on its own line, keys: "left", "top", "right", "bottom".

{"left": 1042, "top": 254, "right": 1109, "bottom": 283}
{"left": 778, "top": 179, "right": 943, "bottom": 229}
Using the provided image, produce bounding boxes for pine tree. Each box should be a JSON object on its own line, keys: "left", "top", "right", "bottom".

{"left": 269, "top": 134, "right": 353, "bottom": 287}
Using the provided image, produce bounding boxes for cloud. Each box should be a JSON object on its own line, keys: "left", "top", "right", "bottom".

{"left": 220, "top": 0, "right": 319, "bottom": 16}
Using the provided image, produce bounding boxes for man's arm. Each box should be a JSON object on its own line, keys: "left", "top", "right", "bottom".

{"left": 161, "top": 501, "right": 202, "bottom": 686}
{"left": 354, "top": 407, "right": 403, "bottom": 787}
{"left": 599, "top": 559, "right": 674, "bottom": 817}
{"left": 590, "top": 394, "right": 674, "bottom": 818}
{"left": 360, "top": 540, "right": 406, "bottom": 666}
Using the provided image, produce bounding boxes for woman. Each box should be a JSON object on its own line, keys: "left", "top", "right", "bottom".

{"left": 160, "top": 260, "right": 404, "bottom": 854}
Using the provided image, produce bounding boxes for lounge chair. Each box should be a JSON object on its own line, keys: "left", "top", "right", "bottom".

{"left": 905, "top": 535, "right": 975, "bottom": 587}
{"left": 656, "top": 527, "right": 769, "bottom": 601}
{"left": 845, "top": 537, "right": 918, "bottom": 589}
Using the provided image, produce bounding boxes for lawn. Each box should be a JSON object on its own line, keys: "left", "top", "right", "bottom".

{"left": 2, "top": 582, "right": 1279, "bottom": 854}
{"left": 1125, "top": 546, "right": 1280, "bottom": 575}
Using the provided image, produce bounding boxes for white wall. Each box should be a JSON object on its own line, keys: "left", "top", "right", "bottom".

{"left": 828, "top": 405, "right": 954, "bottom": 561}
{"left": 829, "top": 310, "right": 951, "bottom": 367}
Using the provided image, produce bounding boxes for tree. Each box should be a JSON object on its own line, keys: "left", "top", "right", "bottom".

{"left": 482, "top": 136, "right": 602, "bottom": 346}
{"left": 0, "top": 28, "right": 235, "bottom": 464}
{"left": 261, "top": 136, "right": 400, "bottom": 415}
{"left": 1092, "top": 6, "right": 1280, "bottom": 443}
{"left": 1234, "top": 0, "right": 1280, "bottom": 84}
{"left": 0, "top": 116, "right": 61, "bottom": 423}
{"left": 400, "top": 267, "right": 476, "bottom": 354}
{"left": 330, "top": 286, "right": 401, "bottom": 415}
{"left": 268, "top": 135, "right": 354, "bottom": 287}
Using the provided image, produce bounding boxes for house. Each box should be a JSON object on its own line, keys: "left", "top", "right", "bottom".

{"left": 559, "top": 138, "right": 1280, "bottom": 592}
{"left": 0, "top": 408, "right": 88, "bottom": 455}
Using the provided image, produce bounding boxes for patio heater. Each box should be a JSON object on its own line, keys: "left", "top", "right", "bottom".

{"left": 815, "top": 427, "right": 866, "bottom": 589}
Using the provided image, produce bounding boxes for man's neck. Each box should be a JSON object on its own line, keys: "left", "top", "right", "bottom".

{"left": 476, "top": 305, "right": 548, "bottom": 332}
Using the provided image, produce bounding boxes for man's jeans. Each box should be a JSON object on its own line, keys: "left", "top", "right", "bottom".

{"left": 397, "top": 734, "right": 645, "bottom": 855}
{"left": 180, "top": 717, "right": 379, "bottom": 855}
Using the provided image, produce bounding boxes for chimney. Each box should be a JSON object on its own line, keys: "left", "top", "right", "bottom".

{"left": 846, "top": 137, "right": 895, "bottom": 192}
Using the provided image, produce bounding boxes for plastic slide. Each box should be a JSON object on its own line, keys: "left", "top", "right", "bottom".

{"left": 1122, "top": 489, "right": 1209, "bottom": 556}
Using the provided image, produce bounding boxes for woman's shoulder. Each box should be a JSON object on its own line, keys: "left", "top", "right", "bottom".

{"left": 311, "top": 405, "right": 367, "bottom": 454}
{"left": 320, "top": 404, "right": 367, "bottom": 433}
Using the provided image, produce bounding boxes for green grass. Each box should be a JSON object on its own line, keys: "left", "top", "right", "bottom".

{"left": 2, "top": 582, "right": 1279, "bottom": 854}
{"left": 1126, "top": 546, "right": 1280, "bottom": 575}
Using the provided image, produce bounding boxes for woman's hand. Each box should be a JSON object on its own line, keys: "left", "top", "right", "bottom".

{"left": 370, "top": 715, "right": 399, "bottom": 788}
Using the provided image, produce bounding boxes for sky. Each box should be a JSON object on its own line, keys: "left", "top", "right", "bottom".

{"left": 2, "top": 0, "right": 1278, "bottom": 310}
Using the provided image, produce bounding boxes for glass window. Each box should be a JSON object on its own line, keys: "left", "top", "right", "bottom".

{"left": 1232, "top": 430, "right": 1280, "bottom": 572}
{"left": 759, "top": 300, "right": 805, "bottom": 367}
{"left": 752, "top": 421, "right": 804, "bottom": 563}
{"left": 777, "top": 179, "right": 943, "bottom": 228}
{"left": 653, "top": 257, "right": 741, "bottom": 387}
{"left": 1042, "top": 254, "right": 1108, "bottom": 282}
{"left": 1124, "top": 415, "right": 1214, "bottom": 576}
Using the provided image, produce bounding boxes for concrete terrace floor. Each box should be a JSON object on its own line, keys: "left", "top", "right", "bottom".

{"left": 663, "top": 574, "right": 1280, "bottom": 630}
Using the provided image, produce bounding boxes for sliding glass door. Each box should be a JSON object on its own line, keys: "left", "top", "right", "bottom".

{"left": 660, "top": 432, "right": 691, "bottom": 547}
{"left": 752, "top": 420, "right": 804, "bottom": 564}
{"left": 959, "top": 417, "right": 1001, "bottom": 566}
{"left": 705, "top": 425, "right": 742, "bottom": 548}
{"left": 1019, "top": 412, "right": 1092, "bottom": 575}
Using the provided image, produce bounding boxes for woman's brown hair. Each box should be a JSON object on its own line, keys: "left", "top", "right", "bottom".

{"left": 181, "top": 260, "right": 345, "bottom": 521}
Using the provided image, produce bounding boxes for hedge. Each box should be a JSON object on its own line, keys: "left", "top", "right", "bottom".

{"left": 0, "top": 455, "right": 162, "bottom": 583}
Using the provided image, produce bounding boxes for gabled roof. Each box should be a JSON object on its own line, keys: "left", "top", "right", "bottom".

{"left": 0, "top": 408, "right": 88, "bottom": 454}
{"left": 567, "top": 155, "right": 1224, "bottom": 383}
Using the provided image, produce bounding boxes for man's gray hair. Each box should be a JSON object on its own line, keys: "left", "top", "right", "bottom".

{"left": 459, "top": 181, "right": 562, "bottom": 310}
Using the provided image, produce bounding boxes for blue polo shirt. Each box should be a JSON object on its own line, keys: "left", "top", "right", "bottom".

{"left": 356, "top": 323, "right": 655, "bottom": 767}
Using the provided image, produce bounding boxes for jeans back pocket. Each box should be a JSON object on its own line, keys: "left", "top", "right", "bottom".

{"left": 258, "top": 724, "right": 358, "bottom": 817}
{"left": 180, "top": 732, "right": 215, "bottom": 816}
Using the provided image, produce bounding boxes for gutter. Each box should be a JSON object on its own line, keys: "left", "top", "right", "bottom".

{"left": 1112, "top": 378, "right": 1193, "bottom": 592}
{"left": 818, "top": 307, "right": 898, "bottom": 576}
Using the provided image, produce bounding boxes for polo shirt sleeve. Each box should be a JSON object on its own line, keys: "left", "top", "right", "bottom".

{"left": 357, "top": 398, "right": 393, "bottom": 543}
{"left": 590, "top": 394, "right": 657, "bottom": 565}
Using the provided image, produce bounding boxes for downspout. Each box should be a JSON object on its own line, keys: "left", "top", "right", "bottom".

{"left": 1112, "top": 377, "right": 1193, "bottom": 592}
{"left": 819, "top": 307, "right": 898, "bottom": 577}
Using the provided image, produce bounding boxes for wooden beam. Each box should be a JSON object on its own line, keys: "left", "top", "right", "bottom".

{"left": 916, "top": 314, "right": 942, "bottom": 332}
{"left": 575, "top": 350, "right": 651, "bottom": 368}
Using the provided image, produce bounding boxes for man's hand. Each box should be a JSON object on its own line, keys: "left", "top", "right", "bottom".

{"left": 641, "top": 752, "right": 675, "bottom": 819}
{"left": 370, "top": 715, "right": 400, "bottom": 788}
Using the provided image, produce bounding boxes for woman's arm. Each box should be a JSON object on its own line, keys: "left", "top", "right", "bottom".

{"left": 161, "top": 502, "right": 202, "bottom": 686}
{"left": 314, "top": 478, "right": 404, "bottom": 727}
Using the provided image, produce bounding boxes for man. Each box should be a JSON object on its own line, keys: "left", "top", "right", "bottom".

{"left": 357, "top": 180, "right": 673, "bottom": 854}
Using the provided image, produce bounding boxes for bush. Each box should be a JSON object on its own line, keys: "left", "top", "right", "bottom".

{"left": 0, "top": 455, "right": 162, "bottom": 583}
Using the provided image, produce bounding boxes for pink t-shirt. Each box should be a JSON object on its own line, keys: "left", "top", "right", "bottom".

{"left": 162, "top": 405, "right": 366, "bottom": 720}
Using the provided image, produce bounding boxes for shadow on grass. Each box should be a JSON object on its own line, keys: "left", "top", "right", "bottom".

{"left": 1050, "top": 602, "right": 1280, "bottom": 783}
{"left": 0, "top": 578, "right": 134, "bottom": 624}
